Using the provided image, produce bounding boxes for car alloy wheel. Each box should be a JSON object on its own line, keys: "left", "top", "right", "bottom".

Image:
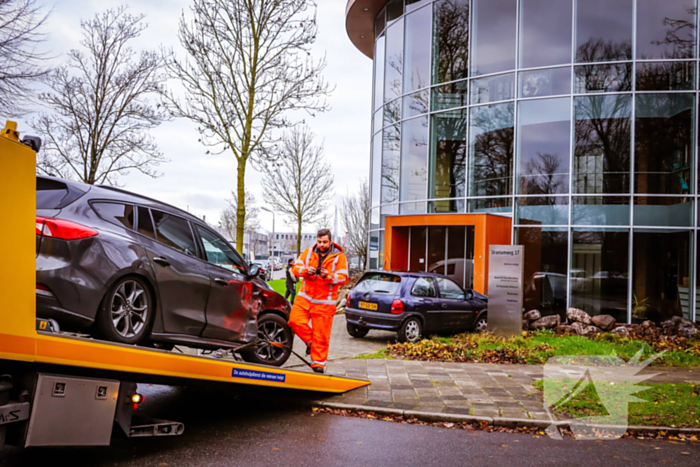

{"left": 405, "top": 320, "right": 420, "bottom": 341}
{"left": 255, "top": 319, "right": 289, "bottom": 363}
{"left": 475, "top": 316, "right": 488, "bottom": 333}
{"left": 110, "top": 280, "right": 149, "bottom": 339}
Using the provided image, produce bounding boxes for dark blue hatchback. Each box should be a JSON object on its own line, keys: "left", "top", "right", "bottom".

{"left": 344, "top": 271, "right": 488, "bottom": 343}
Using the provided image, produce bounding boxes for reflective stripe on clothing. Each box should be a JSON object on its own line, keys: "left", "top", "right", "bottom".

{"left": 297, "top": 292, "right": 336, "bottom": 306}
{"left": 310, "top": 360, "right": 326, "bottom": 367}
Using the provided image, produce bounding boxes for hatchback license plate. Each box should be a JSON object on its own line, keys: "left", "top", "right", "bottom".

{"left": 0, "top": 402, "right": 29, "bottom": 425}
{"left": 359, "top": 301, "right": 377, "bottom": 311}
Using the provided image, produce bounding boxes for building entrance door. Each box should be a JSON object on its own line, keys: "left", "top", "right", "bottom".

{"left": 408, "top": 225, "right": 474, "bottom": 290}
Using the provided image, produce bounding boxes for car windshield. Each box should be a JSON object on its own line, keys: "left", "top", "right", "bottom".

{"left": 354, "top": 273, "right": 402, "bottom": 295}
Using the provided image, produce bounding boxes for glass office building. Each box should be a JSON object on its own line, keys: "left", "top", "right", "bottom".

{"left": 346, "top": 0, "right": 699, "bottom": 324}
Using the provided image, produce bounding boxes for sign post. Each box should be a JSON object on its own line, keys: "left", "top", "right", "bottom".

{"left": 487, "top": 245, "right": 524, "bottom": 337}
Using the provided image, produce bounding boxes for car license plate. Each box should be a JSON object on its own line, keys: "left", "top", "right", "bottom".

{"left": 359, "top": 301, "right": 377, "bottom": 311}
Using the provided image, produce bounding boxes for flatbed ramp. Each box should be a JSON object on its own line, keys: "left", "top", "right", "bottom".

{"left": 0, "top": 122, "right": 367, "bottom": 448}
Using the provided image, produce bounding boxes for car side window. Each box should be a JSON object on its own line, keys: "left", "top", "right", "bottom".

{"left": 92, "top": 202, "right": 134, "bottom": 230}
{"left": 136, "top": 206, "right": 156, "bottom": 240}
{"left": 437, "top": 277, "right": 465, "bottom": 300}
{"left": 411, "top": 277, "right": 436, "bottom": 298}
{"left": 195, "top": 225, "right": 246, "bottom": 273}
{"left": 150, "top": 209, "right": 197, "bottom": 256}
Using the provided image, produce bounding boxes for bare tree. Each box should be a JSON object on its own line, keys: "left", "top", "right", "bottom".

{"left": 314, "top": 210, "right": 334, "bottom": 234}
{"left": 0, "top": 0, "right": 50, "bottom": 116}
{"left": 261, "top": 126, "right": 333, "bottom": 256}
{"left": 34, "top": 7, "right": 168, "bottom": 185}
{"left": 219, "top": 189, "right": 261, "bottom": 246}
{"left": 340, "top": 178, "right": 370, "bottom": 271}
{"left": 163, "top": 0, "right": 331, "bottom": 251}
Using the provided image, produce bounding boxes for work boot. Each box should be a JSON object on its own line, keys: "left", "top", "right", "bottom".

{"left": 306, "top": 342, "right": 312, "bottom": 356}
{"left": 312, "top": 366, "right": 324, "bottom": 374}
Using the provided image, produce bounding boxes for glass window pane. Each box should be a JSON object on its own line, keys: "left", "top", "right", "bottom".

{"left": 371, "top": 208, "right": 380, "bottom": 231}
{"left": 571, "top": 229, "right": 630, "bottom": 322}
{"left": 472, "top": 0, "right": 517, "bottom": 75}
{"left": 92, "top": 202, "right": 134, "bottom": 230}
{"left": 386, "top": 0, "right": 404, "bottom": 23}
{"left": 151, "top": 210, "right": 197, "bottom": 256}
{"left": 575, "top": 0, "right": 632, "bottom": 63}
{"left": 573, "top": 95, "right": 632, "bottom": 194}
{"left": 470, "top": 73, "right": 515, "bottom": 104}
{"left": 375, "top": 8, "right": 386, "bottom": 36}
{"left": 384, "top": 19, "right": 404, "bottom": 104}
{"left": 196, "top": 226, "right": 246, "bottom": 272}
{"left": 517, "top": 97, "right": 571, "bottom": 195}
{"left": 432, "top": 0, "right": 470, "bottom": 84}
{"left": 403, "top": 90, "right": 430, "bottom": 119}
{"left": 384, "top": 98, "right": 402, "bottom": 126}
{"left": 572, "top": 196, "right": 631, "bottom": 225}
{"left": 373, "top": 108, "right": 382, "bottom": 134}
{"left": 633, "top": 230, "right": 692, "bottom": 322}
{"left": 427, "top": 226, "right": 447, "bottom": 274}
{"left": 431, "top": 80, "right": 468, "bottom": 111}
{"left": 634, "top": 93, "right": 694, "bottom": 195}
{"left": 636, "top": 0, "right": 696, "bottom": 60}
{"left": 429, "top": 199, "right": 465, "bottom": 213}
{"left": 378, "top": 231, "right": 385, "bottom": 269}
{"left": 369, "top": 231, "right": 379, "bottom": 269}
{"left": 400, "top": 116, "right": 430, "bottom": 214}
{"left": 437, "top": 277, "right": 466, "bottom": 300}
{"left": 516, "top": 196, "right": 569, "bottom": 225}
{"left": 469, "top": 102, "right": 514, "bottom": 197}
{"left": 382, "top": 124, "right": 401, "bottom": 205}
{"left": 137, "top": 206, "right": 156, "bottom": 240}
{"left": 407, "top": 0, "right": 431, "bottom": 12}
{"left": 373, "top": 35, "right": 385, "bottom": 111}
{"left": 412, "top": 277, "right": 437, "bottom": 297}
{"left": 430, "top": 110, "right": 467, "bottom": 208}
{"left": 410, "top": 226, "right": 427, "bottom": 271}
{"left": 404, "top": 6, "right": 432, "bottom": 93}
{"left": 519, "top": 0, "right": 573, "bottom": 68}
{"left": 574, "top": 63, "right": 633, "bottom": 93}
{"left": 517, "top": 227, "right": 568, "bottom": 318}
{"left": 519, "top": 68, "right": 572, "bottom": 98}
{"left": 633, "top": 196, "right": 693, "bottom": 226}
{"left": 468, "top": 197, "right": 513, "bottom": 214}
{"left": 636, "top": 61, "right": 696, "bottom": 91}
{"left": 447, "top": 226, "right": 468, "bottom": 288}
{"left": 371, "top": 132, "right": 382, "bottom": 207}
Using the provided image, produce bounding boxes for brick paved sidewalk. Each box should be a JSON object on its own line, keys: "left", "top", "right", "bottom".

{"left": 319, "top": 359, "right": 700, "bottom": 420}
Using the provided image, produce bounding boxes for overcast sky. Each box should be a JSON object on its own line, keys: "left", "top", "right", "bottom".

{"left": 23, "top": 0, "right": 372, "bottom": 234}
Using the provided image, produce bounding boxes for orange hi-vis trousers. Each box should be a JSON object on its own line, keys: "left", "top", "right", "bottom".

{"left": 288, "top": 297, "right": 334, "bottom": 369}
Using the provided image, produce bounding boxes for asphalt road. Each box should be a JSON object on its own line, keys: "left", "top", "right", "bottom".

{"left": 1, "top": 384, "right": 698, "bottom": 467}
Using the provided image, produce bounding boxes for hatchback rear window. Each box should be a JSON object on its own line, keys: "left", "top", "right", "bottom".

{"left": 36, "top": 177, "right": 87, "bottom": 209}
{"left": 354, "top": 273, "right": 402, "bottom": 295}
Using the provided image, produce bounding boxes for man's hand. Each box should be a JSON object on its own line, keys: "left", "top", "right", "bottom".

{"left": 318, "top": 268, "right": 329, "bottom": 279}
{"left": 306, "top": 266, "right": 317, "bottom": 276}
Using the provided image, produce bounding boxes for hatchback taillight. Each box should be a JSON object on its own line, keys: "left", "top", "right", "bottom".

{"left": 36, "top": 216, "right": 98, "bottom": 240}
{"left": 391, "top": 299, "right": 403, "bottom": 314}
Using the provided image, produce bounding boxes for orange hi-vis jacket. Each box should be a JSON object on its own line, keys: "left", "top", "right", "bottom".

{"left": 291, "top": 243, "right": 348, "bottom": 314}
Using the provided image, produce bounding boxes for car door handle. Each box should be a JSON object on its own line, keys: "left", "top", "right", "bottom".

{"left": 214, "top": 278, "right": 229, "bottom": 286}
{"left": 441, "top": 303, "right": 448, "bottom": 308}
{"left": 153, "top": 256, "right": 170, "bottom": 267}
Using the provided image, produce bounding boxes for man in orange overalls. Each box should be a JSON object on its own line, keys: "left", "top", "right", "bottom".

{"left": 289, "top": 229, "right": 348, "bottom": 373}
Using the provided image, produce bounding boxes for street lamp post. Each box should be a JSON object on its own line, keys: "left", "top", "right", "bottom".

{"left": 261, "top": 207, "right": 275, "bottom": 260}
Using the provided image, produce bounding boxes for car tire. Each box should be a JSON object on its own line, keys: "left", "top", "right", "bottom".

{"left": 397, "top": 317, "right": 422, "bottom": 343}
{"left": 346, "top": 322, "right": 369, "bottom": 338}
{"left": 94, "top": 276, "right": 155, "bottom": 345}
{"left": 474, "top": 314, "right": 488, "bottom": 333}
{"left": 240, "top": 313, "right": 293, "bottom": 367}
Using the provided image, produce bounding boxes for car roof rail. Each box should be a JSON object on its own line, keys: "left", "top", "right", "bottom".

{"left": 95, "top": 185, "right": 199, "bottom": 221}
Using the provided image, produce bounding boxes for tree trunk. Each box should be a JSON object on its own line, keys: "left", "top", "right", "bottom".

{"left": 296, "top": 218, "right": 302, "bottom": 256}
{"left": 236, "top": 157, "right": 246, "bottom": 251}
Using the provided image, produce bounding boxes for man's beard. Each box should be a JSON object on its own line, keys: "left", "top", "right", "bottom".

{"left": 318, "top": 244, "right": 330, "bottom": 253}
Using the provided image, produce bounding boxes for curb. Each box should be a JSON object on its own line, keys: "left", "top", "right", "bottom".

{"left": 314, "top": 401, "right": 700, "bottom": 435}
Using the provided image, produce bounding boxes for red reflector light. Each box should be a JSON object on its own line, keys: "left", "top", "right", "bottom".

{"left": 36, "top": 216, "right": 98, "bottom": 240}
{"left": 36, "top": 284, "right": 50, "bottom": 291}
{"left": 390, "top": 299, "right": 403, "bottom": 314}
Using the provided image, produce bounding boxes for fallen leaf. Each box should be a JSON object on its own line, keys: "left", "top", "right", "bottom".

{"left": 272, "top": 448, "right": 279, "bottom": 451}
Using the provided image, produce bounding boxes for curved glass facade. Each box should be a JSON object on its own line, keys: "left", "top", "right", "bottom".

{"left": 367, "top": 0, "right": 700, "bottom": 324}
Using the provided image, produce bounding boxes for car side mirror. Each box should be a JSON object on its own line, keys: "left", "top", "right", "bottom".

{"left": 465, "top": 291, "right": 473, "bottom": 300}
{"left": 249, "top": 264, "right": 261, "bottom": 277}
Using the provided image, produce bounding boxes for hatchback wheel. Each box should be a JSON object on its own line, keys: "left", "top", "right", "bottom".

{"left": 398, "top": 317, "right": 422, "bottom": 343}
{"left": 474, "top": 315, "right": 488, "bottom": 333}
{"left": 346, "top": 322, "right": 369, "bottom": 338}
{"left": 95, "top": 276, "right": 154, "bottom": 345}
{"left": 240, "top": 314, "right": 292, "bottom": 367}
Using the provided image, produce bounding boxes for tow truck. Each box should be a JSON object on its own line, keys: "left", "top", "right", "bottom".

{"left": 0, "top": 121, "right": 368, "bottom": 449}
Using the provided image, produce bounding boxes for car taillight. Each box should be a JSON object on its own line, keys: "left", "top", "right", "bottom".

{"left": 36, "top": 284, "right": 54, "bottom": 298}
{"left": 347, "top": 297, "right": 352, "bottom": 308}
{"left": 391, "top": 299, "right": 403, "bottom": 314}
{"left": 36, "top": 216, "right": 98, "bottom": 240}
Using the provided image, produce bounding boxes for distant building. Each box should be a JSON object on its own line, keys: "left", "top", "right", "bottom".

{"left": 271, "top": 232, "right": 316, "bottom": 260}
